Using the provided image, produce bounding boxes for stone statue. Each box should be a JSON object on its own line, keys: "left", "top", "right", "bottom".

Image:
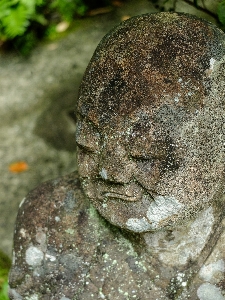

{"left": 9, "top": 12, "right": 225, "bottom": 300}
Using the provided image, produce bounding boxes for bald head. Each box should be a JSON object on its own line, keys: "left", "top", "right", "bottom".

{"left": 78, "top": 12, "right": 225, "bottom": 127}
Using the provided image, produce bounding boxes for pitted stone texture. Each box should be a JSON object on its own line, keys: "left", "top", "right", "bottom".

{"left": 76, "top": 12, "right": 225, "bottom": 232}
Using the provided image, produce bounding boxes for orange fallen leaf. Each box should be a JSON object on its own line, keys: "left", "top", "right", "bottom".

{"left": 9, "top": 161, "right": 29, "bottom": 173}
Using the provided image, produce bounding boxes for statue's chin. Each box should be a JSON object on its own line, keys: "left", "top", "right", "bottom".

{"left": 88, "top": 191, "right": 183, "bottom": 233}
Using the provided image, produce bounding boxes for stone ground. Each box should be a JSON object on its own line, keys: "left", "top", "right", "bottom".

{"left": 0, "top": 0, "right": 219, "bottom": 257}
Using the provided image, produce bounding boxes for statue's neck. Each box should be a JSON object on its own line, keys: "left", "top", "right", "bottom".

{"left": 141, "top": 206, "right": 221, "bottom": 293}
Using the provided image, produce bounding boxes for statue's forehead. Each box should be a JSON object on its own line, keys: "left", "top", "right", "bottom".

{"left": 78, "top": 69, "right": 204, "bottom": 128}
{"left": 78, "top": 103, "right": 191, "bottom": 137}
{"left": 78, "top": 12, "right": 225, "bottom": 128}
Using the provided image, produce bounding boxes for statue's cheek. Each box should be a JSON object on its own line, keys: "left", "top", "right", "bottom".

{"left": 77, "top": 148, "right": 99, "bottom": 178}
{"left": 134, "top": 159, "right": 161, "bottom": 190}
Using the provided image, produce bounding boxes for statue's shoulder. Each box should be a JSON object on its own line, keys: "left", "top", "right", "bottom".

{"left": 13, "top": 171, "right": 89, "bottom": 246}
{"left": 9, "top": 172, "right": 106, "bottom": 299}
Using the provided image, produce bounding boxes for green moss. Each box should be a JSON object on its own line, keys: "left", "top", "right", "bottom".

{"left": 0, "top": 282, "right": 9, "bottom": 300}
{"left": 0, "top": 250, "right": 11, "bottom": 300}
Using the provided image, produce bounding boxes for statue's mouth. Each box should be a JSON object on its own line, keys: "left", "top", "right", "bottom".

{"left": 102, "top": 192, "right": 138, "bottom": 202}
{"left": 100, "top": 182, "right": 143, "bottom": 202}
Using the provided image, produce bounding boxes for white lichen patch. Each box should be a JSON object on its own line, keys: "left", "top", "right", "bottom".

{"left": 174, "top": 93, "right": 181, "bottom": 103}
{"left": 25, "top": 294, "right": 39, "bottom": 300}
{"left": 197, "top": 283, "right": 225, "bottom": 300}
{"left": 45, "top": 253, "right": 56, "bottom": 262}
{"left": 209, "top": 58, "right": 216, "bottom": 70}
{"left": 60, "top": 297, "right": 71, "bottom": 300}
{"left": 25, "top": 246, "right": 44, "bottom": 266}
{"left": 65, "top": 228, "right": 74, "bottom": 235}
{"left": 55, "top": 216, "right": 61, "bottom": 222}
{"left": 102, "top": 202, "right": 107, "bottom": 208}
{"left": 103, "top": 253, "right": 109, "bottom": 262}
{"left": 176, "top": 272, "right": 187, "bottom": 287}
{"left": 126, "top": 217, "right": 151, "bottom": 232}
{"left": 99, "top": 168, "right": 107, "bottom": 180}
{"left": 199, "top": 259, "right": 225, "bottom": 283}
{"left": 146, "top": 195, "right": 184, "bottom": 229}
{"left": 145, "top": 207, "right": 215, "bottom": 266}
{"left": 188, "top": 207, "right": 214, "bottom": 252}
{"left": 19, "top": 228, "right": 26, "bottom": 238}
{"left": 19, "top": 197, "right": 26, "bottom": 208}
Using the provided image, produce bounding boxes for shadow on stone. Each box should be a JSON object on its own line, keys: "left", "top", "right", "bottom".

{"left": 34, "top": 84, "right": 79, "bottom": 152}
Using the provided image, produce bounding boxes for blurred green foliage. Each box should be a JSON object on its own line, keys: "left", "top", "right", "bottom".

{"left": 218, "top": 0, "right": 225, "bottom": 27}
{"left": 0, "top": 250, "right": 11, "bottom": 300}
{"left": 50, "top": 0, "right": 87, "bottom": 21}
{"left": 0, "top": 0, "right": 115, "bottom": 54}
{"left": 0, "top": 0, "right": 46, "bottom": 39}
{"left": 0, "top": 0, "right": 90, "bottom": 54}
{"left": 0, "top": 282, "right": 9, "bottom": 300}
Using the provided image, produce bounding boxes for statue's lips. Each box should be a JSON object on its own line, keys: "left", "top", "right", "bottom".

{"left": 95, "top": 181, "right": 152, "bottom": 202}
{"left": 102, "top": 192, "right": 138, "bottom": 202}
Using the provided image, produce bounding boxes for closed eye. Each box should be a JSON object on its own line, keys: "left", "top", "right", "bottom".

{"left": 76, "top": 118, "right": 100, "bottom": 153}
{"left": 128, "top": 137, "right": 168, "bottom": 160}
{"left": 77, "top": 141, "right": 98, "bottom": 154}
{"left": 130, "top": 154, "right": 152, "bottom": 161}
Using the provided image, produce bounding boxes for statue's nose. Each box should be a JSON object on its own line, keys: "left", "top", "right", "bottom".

{"left": 99, "top": 145, "right": 135, "bottom": 184}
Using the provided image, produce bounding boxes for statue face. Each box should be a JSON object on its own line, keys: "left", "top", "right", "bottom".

{"left": 76, "top": 102, "right": 224, "bottom": 232}
{"left": 76, "top": 13, "right": 225, "bottom": 232}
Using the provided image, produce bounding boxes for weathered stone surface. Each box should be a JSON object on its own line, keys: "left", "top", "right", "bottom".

{"left": 8, "top": 172, "right": 174, "bottom": 300}
{"left": 77, "top": 12, "right": 225, "bottom": 232}
{"left": 9, "top": 12, "right": 225, "bottom": 300}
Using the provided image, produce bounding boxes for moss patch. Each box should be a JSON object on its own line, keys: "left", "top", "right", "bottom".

{"left": 0, "top": 250, "right": 11, "bottom": 300}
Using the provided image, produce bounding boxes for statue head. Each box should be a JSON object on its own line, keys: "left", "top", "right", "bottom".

{"left": 76, "top": 12, "right": 225, "bottom": 232}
